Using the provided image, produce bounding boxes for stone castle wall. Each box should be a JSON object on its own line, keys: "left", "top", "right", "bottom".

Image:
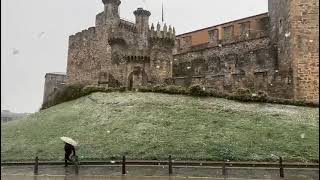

{"left": 43, "top": 73, "right": 66, "bottom": 106}
{"left": 172, "top": 0, "right": 318, "bottom": 103}
{"left": 58, "top": 0, "right": 318, "bottom": 105}
{"left": 173, "top": 34, "right": 291, "bottom": 98}
{"left": 67, "top": 27, "right": 99, "bottom": 85}
{"left": 269, "top": 0, "right": 319, "bottom": 104}
{"left": 289, "top": 0, "right": 319, "bottom": 103}
{"left": 66, "top": 3, "right": 175, "bottom": 90}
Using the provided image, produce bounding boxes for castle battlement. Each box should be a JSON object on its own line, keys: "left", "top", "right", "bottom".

{"left": 150, "top": 23, "right": 175, "bottom": 40}
{"left": 66, "top": 0, "right": 175, "bottom": 89}
{"left": 45, "top": 0, "right": 318, "bottom": 106}
{"left": 119, "top": 19, "right": 137, "bottom": 33}
{"left": 69, "top": 27, "right": 96, "bottom": 46}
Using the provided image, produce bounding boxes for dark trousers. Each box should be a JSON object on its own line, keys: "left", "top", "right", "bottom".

{"left": 64, "top": 152, "right": 73, "bottom": 166}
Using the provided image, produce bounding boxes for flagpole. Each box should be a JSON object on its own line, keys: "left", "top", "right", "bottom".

{"left": 162, "top": 2, "right": 164, "bottom": 23}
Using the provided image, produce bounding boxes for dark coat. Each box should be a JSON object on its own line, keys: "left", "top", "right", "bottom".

{"left": 64, "top": 143, "right": 76, "bottom": 156}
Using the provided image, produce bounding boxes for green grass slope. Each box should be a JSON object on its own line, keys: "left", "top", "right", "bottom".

{"left": 1, "top": 92, "right": 319, "bottom": 162}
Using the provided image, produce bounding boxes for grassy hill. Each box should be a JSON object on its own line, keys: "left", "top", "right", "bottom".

{"left": 1, "top": 92, "right": 319, "bottom": 162}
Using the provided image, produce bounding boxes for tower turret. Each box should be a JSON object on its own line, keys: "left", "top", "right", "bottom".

{"left": 102, "top": 0, "right": 121, "bottom": 27}
{"left": 134, "top": 8, "right": 151, "bottom": 34}
{"left": 268, "top": 0, "right": 319, "bottom": 104}
{"left": 134, "top": 7, "right": 151, "bottom": 48}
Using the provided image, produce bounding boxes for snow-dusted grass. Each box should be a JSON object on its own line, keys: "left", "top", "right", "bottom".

{"left": 1, "top": 92, "right": 319, "bottom": 162}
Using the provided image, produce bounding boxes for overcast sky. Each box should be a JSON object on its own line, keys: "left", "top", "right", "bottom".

{"left": 1, "top": 0, "right": 268, "bottom": 113}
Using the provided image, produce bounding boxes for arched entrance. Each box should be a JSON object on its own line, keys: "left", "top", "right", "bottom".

{"left": 127, "top": 66, "right": 148, "bottom": 91}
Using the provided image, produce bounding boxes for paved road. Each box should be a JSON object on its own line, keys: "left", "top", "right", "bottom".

{"left": 1, "top": 165, "right": 318, "bottom": 179}
{"left": 0, "top": 175, "right": 315, "bottom": 180}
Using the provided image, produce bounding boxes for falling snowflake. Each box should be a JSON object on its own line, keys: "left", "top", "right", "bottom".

{"left": 12, "top": 48, "right": 19, "bottom": 55}
{"left": 38, "top": 32, "right": 45, "bottom": 38}
{"left": 285, "top": 32, "right": 291, "bottom": 38}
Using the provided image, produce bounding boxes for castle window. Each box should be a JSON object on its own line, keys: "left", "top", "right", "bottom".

{"left": 223, "top": 25, "right": 234, "bottom": 40}
{"left": 208, "top": 29, "right": 219, "bottom": 44}
{"left": 239, "top": 21, "right": 250, "bottom": 37}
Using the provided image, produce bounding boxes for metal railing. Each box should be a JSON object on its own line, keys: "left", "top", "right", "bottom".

{"left": 10, "top": 156, "right": 318, "bottom": 178}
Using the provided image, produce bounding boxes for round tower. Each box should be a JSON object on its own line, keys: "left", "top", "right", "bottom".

{"left": 134, "top": 8, "right": 151, "bottom": 49}
{"left": 102, "top": 0, "right": 121, "bottom": 26}
{"left": 134, "top": 8, "right": 151, "bottom": 34}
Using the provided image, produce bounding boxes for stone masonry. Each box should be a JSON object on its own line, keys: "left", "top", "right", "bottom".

{"left": 42, "top": 72, "right": 66, "bottom": 106}
{"left": 43, "top": 0, "right": 319, "bottom": 105}
{"left": 66, "top": 0, "right": 175, "bottom": 90}
{"left": 173, "top": 0, "right": 319, "bottom": 104}
{"left": 269, "top": 0, "right": 319, "bottom": 103}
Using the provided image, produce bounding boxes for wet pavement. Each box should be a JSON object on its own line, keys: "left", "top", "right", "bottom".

{"left": 1, "top": 165, "right": 318, "bottom": 180}
{"left": 0, "top": 175, "right": 316, "bottom": 180}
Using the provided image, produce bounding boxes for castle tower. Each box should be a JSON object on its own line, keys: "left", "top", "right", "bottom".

{"left": 134, "top": 8, "right": 151, "bottom": 49}
{"left": 102, "top": 0, "right": 121, "bottom": 27}
{"left": 268, "top": 0, "right": 319, "bottom": 104}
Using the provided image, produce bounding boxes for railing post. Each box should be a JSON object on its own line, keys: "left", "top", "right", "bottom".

{"left": 279, "top": 156, "right": 284, "bottom": 178}
{"left": 74, "top": 155, "right": 79, "bottom": 175}
{"left": 222, "top": 160, "right": 227, "bottom": 176}
{"left": 168, "top": 155, "right": 173, "bottom": 175}
{"left": 34, "top": 156, "right": 39, "bottom": 175}
{"left": 122, "top": 156, "right": 126, "bottom": 175}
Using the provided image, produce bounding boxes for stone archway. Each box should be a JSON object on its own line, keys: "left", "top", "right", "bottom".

{"left": 127, "top": 66, "right": 148, "bottom": 90}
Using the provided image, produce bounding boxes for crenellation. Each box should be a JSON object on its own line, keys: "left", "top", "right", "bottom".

{"left": 47, "top": 0, "right": 318, "bottom": 106}
{"left": 119, "top": 19, "right": 137, "bottom": 33}
{"left": 66, "top": 1, "right": 175, "bottom": 90}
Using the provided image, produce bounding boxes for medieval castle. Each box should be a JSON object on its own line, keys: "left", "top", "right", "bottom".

{"left": 43, "top": 0, "right": 319, "bottom": 105}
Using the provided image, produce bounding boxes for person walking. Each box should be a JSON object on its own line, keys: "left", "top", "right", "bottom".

{"left": 60, "top": 137, "right": 78, "bottom": 167}
{"left": 64, "top": 142, "right": 76, "bottom": 167}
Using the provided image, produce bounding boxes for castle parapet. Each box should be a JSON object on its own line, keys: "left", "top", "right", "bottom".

{"left": 119, "top": 19, "right": 137, "bottom": 33}
{"left": 149, "top": 22, "right": 176, "bottom": 40}
{"left": 69, "top": 27, "right": 97, "bottom": 48}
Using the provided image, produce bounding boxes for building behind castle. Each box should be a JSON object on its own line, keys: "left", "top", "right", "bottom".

{"left": 43, "top": 0, "right": 319, "bottom": 106}
{"left": 173, "top": 0, "right": 318, "bottom": 104}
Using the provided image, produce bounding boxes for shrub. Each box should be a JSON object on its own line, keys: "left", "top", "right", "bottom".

{"left": 235, "top": 88, "right": 251, "bottom": 97}
{"left": 152, "top": 85, "right": 164, "bottom": 93}
{"left": 138, "top": 86, "right": 153, "bottom": 93}
{"left": 82, "top": 85, "right": 108, "bottom": 95}
{"left": 189, "top": 85, "right": 209, "bottom": 97}
{"left": 118, "top": 86, "right": 127, "bottom": 92}
{"left": 41, "top": 83, "right": 318, "bottom": 111}
{"left": 164, "top": 85, "right": 188, "bottom": 95}
{"left": 207, "top": 89, "right": 228, "bottom": 98}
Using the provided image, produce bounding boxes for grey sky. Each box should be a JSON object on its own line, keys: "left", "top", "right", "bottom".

{"left": 1, "top": 0, "right": 268, "bottom": 113}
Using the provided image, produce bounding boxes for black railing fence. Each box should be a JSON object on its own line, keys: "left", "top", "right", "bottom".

{"left": 29, "top": 155, "right": 299, "bottom": 178}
